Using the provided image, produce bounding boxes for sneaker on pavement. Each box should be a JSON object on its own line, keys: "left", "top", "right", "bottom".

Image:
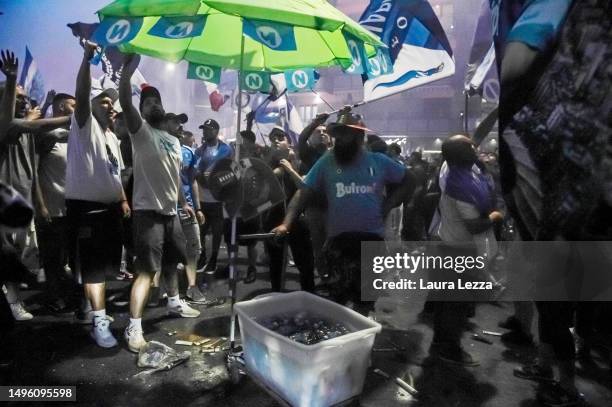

{"left": 196, "top": 254, "right": 208, "bottom": 272}
{"left": 90, "top": 317, "right": 118, "bottom": 348}
{"left": 74, "top": 310, "right": 114, "bottom": 325}
{"left": 167, "top": 299, "right": 201, "bottom": 318}
{"left": 204, "top": 259, "right": 217, "bottom": 274}
{"left": 537, "top": 382, "right": 586, "bottom": 407}
{"left": 10, "top": 302, "right": 33, "bottom": 321}
{"left": 45, "top": 298, "right": 74, "bottom": 315}
{"left": 514, "top": 363, "right": 555, "bottom": 382}
{"left": 186, "top": 286, "right": 216, "bottom": 305}
{"left": 116, "top": 269, "right": 134, "bottom": 281}
{"left": 124, "top": 326, "right": 147, "bottom": 353}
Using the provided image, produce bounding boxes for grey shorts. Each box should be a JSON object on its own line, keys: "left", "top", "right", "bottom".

{"left": 133, "top": 211, "right": 187, "bottom": 274}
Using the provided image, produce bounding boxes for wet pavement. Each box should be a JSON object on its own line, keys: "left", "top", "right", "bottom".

{"left": 4, "top": 248, "right": 612, "bottom": 407}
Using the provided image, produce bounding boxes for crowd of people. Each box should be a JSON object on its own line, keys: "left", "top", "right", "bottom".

{"left": 1, "top": 0, "right": 611, "bottom": 404}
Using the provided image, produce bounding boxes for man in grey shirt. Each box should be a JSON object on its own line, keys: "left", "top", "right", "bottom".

{"left": 0, "top": 50, "right": 70, "bottom": 321}
{"left": 34, "top": 93, "right": 76, "bottom": 314}
{"left": 120, "top": 53, "right": 199, "bottom": 353}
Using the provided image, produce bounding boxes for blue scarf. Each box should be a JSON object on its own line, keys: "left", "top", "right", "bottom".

{"left": 445, "top": 163, "right": 494, "bottom": 216}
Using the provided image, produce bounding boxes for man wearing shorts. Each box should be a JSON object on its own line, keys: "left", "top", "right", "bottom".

{"left": 167, "top": 121, "right": 217, "bottom": 304}
{"left": 119, "top": 54, "right": 199, "bottom": 353}
{"left": 65, "top": 42, "right": 130, "bottom": 348}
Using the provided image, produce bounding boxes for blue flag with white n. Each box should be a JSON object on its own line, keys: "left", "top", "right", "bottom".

{"left": 18, "top": 46, "right": 45, "bottom": 105}
{"left": 149, "top": 16, "right": 206, "bottom": 39}
{"left": 284, "top": 69, "right": 315, "bottom": 92}
{"left": 243, "top": 19, "right": 297, "bottom": 51}
{"left": 93, "top": 17, "right": 143, "bottom": 46}
{"left": 358, "top": 0, "right": 455, "bottom": 102}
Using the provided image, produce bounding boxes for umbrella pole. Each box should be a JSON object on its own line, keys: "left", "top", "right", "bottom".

{"left": 229, "top": 32, "right": 246, "bottom": 353}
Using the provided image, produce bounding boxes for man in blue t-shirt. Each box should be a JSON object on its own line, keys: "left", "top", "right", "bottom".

{"left": 272, "top": 109, "right": 415, "bottom": 311}
{"left": 273, "top": 110, "right": 413, "bottom": 240}
{"left": 194, "top": 119, "right": 233, "bottom": 274}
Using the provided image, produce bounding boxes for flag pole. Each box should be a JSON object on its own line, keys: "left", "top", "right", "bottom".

{"left": 229, "top": 30, "right": 245, "bottom": 353}
{"left": 463, "top": 91, "right": 469, "bottom": 133}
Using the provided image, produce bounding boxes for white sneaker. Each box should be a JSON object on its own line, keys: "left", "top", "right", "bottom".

{"left": 10, "top": 302, "right": 33, "bottom": 321}
{"left": 90, "top": 317, "right": 118, "bottom": 348}
{"left": 124, "top": 326, "right": 147, "bottom": 353}
{"left": 167, "top": 299, "right": 200, "bottom": 318}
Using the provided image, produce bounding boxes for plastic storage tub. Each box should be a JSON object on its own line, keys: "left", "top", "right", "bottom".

{"left": 235, "top": 291, "right": 382, "bottom": 407}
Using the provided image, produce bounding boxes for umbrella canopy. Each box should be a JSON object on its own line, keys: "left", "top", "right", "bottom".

{"left": 96, "top": 0, "right": 385, "bottom": 72}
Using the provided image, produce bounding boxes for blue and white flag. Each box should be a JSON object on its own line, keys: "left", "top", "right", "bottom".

{"left": 149, "top": 16, "right": 206, "bottom": 39}
{"left": 284, "top": 68, "right": 315, "bottom": 92}
{"left": 359, "top": 0, "right": 455, "bottom": 102}
{"left": 92, "top": 17, "right": 143, "bottom": 46}
{"left": 243, "top": 19, "right": 297, "bottom": 51}
{"left": 18, "top": 47, "right": 45, "bottom": 104}
{"left": 464, "top": 0, "right": 497, "bottom": 99}
{"left": 249, "top": 92, "right": 303, "bottom": 146}
{"left": 68, "top": 22, "right": 147, "bottom": 92}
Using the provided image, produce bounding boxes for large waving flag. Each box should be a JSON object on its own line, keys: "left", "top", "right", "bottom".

{"left": 359, "top": 0, "right": 454, "bottom": 102}
{"left": 464, "top": 0, "right": 498, "bottom": 102}
{"left": 67, "top": 22, "right": 147, "bottom": 93}
{"left": 19, "top": 47, "right": 45, "bottom": 105}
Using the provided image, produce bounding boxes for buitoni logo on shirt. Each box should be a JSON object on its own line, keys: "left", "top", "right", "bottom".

{"left": 336, "top": 182, "right": 375, "bottom": 198}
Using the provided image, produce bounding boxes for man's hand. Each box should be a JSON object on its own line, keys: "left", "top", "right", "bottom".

{"left": 488, "top": 210, "right": 503, "bottom": 223}
{"left": 246, "top": 110, "right": 255, "bottom": 123}
{"left": 337, "top": 105, "right": 352, "bottom": 116}
{"left": 0, "top": 49, "right": 18, "bottom": 78}
{"left": 271, "top": 223, "right": 289, "bottom": 237}
{"left": 313, "top": 112, "right": 329, "bottom": 125}
{"left": 37, "top": 206, "right": 51, "bottom": 224}
{"left": 121, "top": 200, "right": 131, "bottom": 218}
{"left": 182, "top": 204, "right": 196, "bottom": 220}
{"left": 121, "top": 53, "right": 140, "bottom": 77}
{"left": 83, "top": 40, "right": 98, "bottom": 61}
{"left": 278, "top": 158, "right": 294, "bottom": 173}
{"left": 196, "top": 209, "right": 205, "bottom": 225}
{"left": 44, "top": 90, "right": 57, "bottom": 106}
{"left": 25, "top": 106, "right": 41, "bottom": 121}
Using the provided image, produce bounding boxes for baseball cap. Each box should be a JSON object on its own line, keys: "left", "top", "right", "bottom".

{"left": 91, "top": 88, "right": 118, "bottom": 103}
{"left": 165, "top": 112, "right": 188, "bottom": 124}
{"left": 139, "top": 84, "right": 162, "bottom": 111}
{"left": 199, "top": 118, "right": 220, "bottom": 130}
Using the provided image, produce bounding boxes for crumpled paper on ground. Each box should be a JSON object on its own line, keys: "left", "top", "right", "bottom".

{"left": 133, "top": 341, "right": 191, "bottom": 378}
